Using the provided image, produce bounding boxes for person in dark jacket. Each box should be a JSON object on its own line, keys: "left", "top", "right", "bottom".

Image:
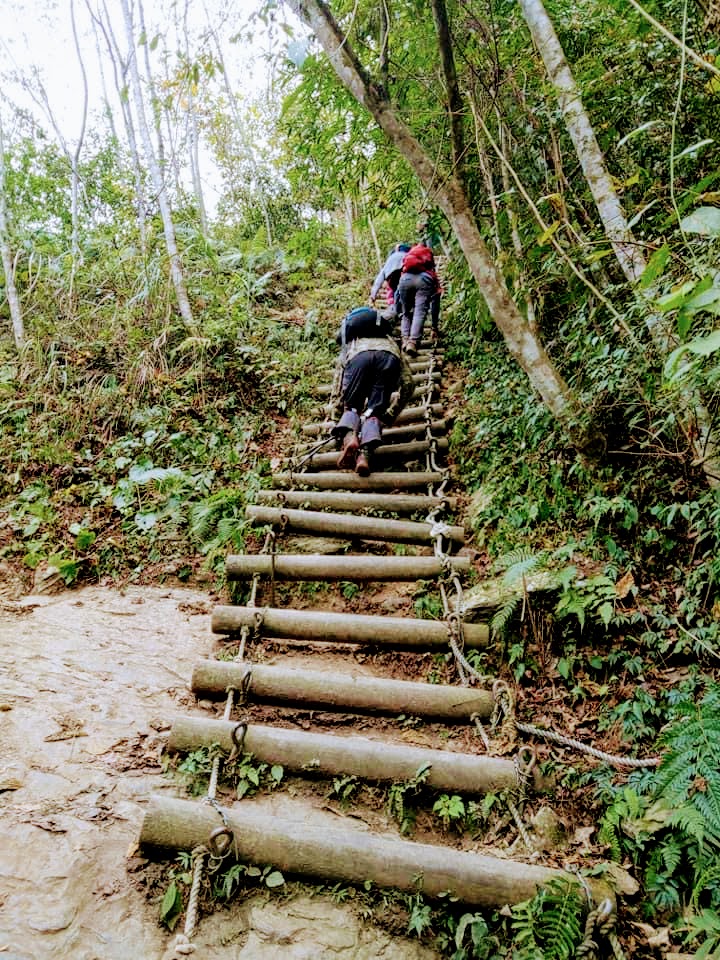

{"left": 396, "top": 242, "right": 441, "bottom": 356}
{"left": 327, "top": 307, "right": 415, "bottom": 476}
{"left": 369, "top": 243, "right": 411, "bottom": 314}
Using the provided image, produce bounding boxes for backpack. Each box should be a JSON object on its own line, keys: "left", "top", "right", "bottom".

{"left": 402, "top": 243, "right": 435, "bottom": 274}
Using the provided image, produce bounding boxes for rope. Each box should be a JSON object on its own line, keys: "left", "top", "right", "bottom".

{"left": 577, "top": 900, "right": 624, "bottom": 960}
{"left": 515, "top": 721, "right": 661, "bottom": 769}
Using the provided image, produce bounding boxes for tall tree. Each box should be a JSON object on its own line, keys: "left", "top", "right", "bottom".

{"left": 284, "top": 0, "right": 591, "bottom": 445}
{"left": 120, "top": 0, "right": 195, "bottom": 329}
{"left": 517, "top": 0, "right": 647, "bottom": 285}
{"left": 0, "top": 115, "right": 23, "bottom": 349}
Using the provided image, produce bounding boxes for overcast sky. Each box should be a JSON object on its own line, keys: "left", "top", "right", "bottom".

{"left": 1, "top": 0, "right": 275, "bottom": 135}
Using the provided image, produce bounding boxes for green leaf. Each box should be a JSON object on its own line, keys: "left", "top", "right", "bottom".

{"left": 160, "top": 880, "right": 182, "bottom": 930}
{"left": 638, "top": 243, "right": 670, "bottom": 290}
{"left": 537, "top": 220, "right": 560, "bottom": 246}
{"left": 675, "top": 138, "right": 714, "bottom": 162}
{"left": 134, "top": 511, "right": 158, "bottom": 531}
{"left": 265, "top": 870, "right": 285, "bottom": 888}
{"left": 270, "top": 764, "right": 284, "bottom": 783}
{"left": 680, "top": 206, "right": 720, "bottom": 236}
{"left": 686, "top": 330, "right": 720, "bottom": 356}
{"left": 656, "top": 280, "right": 695, "bottom": 312}
{"left": 74, "top": 529, "right": 96, "bottom": 551}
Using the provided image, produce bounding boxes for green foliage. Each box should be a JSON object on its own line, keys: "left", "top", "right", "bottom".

{"left": 175, "top": 746, "right": 216, "bottom": 796}
{"left": 432, "top": 794, "right": 466, "bottom": 831}
{"left": 654, "top": 687, "right": 720, "bottom": 850}
{"left": 232, "top": 752, "right": 284, "bottom": 800}
{"left": 387, "top": 762, "right": 432, "bottom": 835}
{"left": 509, "top": 879, "right": 585, "bottom": 960}
{"left": 213, "top": 862, "right": 285, "bottom": 901}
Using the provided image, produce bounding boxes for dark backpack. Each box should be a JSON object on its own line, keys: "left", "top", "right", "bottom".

{"left": 402, "top": 244, "right": 435, "bottom": 274}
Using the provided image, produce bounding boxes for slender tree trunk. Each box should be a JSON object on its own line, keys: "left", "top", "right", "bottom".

{"left": 92, "top": 0, "right": 148, "bottom": 251}
{"left": 206, "top": 24, "right": 273, "bottom": 245}
{"left": 344, "top": 192, "right": 356, "bottom": 272}
{"left": 498, "top": 116, "right": 537, "bottom": 332}
{"left": 430, "top": 0, "right": 465, "bottom": 181}
{"left": 0, "top": 118, "right": 24, "bottom": 349}
{"left": 285, "top": 0, "right": 583, "bottom": 436}
{"left": 367, "top": 209, "right": 382, "bottom": 266}
{"left": 120, "top": 0, "right": 195, "bottom": 328}
{"left": 518, "top": 0, "right": 646, "bottom": 283}
{"left": 69, "top": 0, "right": 89, "bottom": 285}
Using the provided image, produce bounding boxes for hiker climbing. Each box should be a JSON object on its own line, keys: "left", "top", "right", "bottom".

{"left": 327, "top": 306, "right": 415, "bottom": 476}
{"left": 397, "top": 239, "right": 442, "bottom": 356}
{"left": 369, "top": 242, "right": 411, "bottom": 315}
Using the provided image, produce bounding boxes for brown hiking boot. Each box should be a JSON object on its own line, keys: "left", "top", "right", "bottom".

{"left": 355, "top": 448, "right": 370, "bottom": 477}
{"left": 337, "top": 432, "right": 359, "bottom": 469}
{"left": 404, "top": 339, "right": 418, "bottom": 356}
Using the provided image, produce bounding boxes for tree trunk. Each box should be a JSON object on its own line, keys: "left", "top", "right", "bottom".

{"left": 517, "top": 0, "right": 646, "bottom": 284}
{"left": 120, "top": 0, "right": 195, "bottom": 328}
{"left": 0, "top": 117, "right": 24, "bottom": 349}
{"left": 430, "top": 0, "right": 465, "bottom": 181}
{"left": 285, "top": 0, "right": 586, "bottom": 440}
{"left": 69, "top": 0, "right": 89, "bottom": 286}
{"left": 92, "top": 0, "right": 148, "bottom": 252}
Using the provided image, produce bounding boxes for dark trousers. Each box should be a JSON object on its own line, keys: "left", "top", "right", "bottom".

{"left": 398, "top": 272, "right": 436, "bottom": 341}
{"left": 342, "top": 350, "right": 400, "bottom": 422}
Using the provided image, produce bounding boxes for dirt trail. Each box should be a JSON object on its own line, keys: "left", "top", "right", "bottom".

{"left": 0, "top": 585, "right": 437, "bottom": 960}
{"left": 0, "top": 585, "right": 212, "bottom": 959}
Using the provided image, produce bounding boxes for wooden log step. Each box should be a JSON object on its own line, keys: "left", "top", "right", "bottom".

{"left": 254, "top": 490, "right": 458, "bottom": 514}
{"left": 271, "top": 471, "right": 445, "bottom": 491}
{"left": 191, "top": 660, "right": 492, "bottom": 719}
{"left": 141, "top": 797, "right": 609, "bottom": 908}
{"left": 316, "top": 371, "right": 441, "bottom": 397}
{"left": 302, "top": 438, "right": 448, "bottom": 472}
{"left": 245, "top": 505, "right": 464, "bottom": 544}
{"left": 168, "top": 718, "right": 520, "bottom": 794}
{"left": 212, "top": 605, "right": 489, "bottom": 649}
{"left": 225, "top": 553, "right": 470, "bottom": 581}
{"left": 310, "top": 385, "right": 438, "bottom": 419}
{"left": 297, "top": 420, "right": 449, "bottom": 453}
{"left": 409, "top": 359, "right": 442, "bottom": 372}
{"left": 302, "top": 404, "right": 445, "bottom": 435}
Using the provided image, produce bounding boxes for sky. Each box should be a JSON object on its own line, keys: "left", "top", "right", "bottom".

{"left": 1, "top": 0, "right": 283, "bottom": 214}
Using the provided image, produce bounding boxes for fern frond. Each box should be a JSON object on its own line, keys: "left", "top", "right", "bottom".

{"left": 490, "top": 595, "right": 521, "bottom": 639}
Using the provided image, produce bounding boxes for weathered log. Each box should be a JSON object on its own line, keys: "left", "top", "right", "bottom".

{"left": 303, "top": 438, "right": 448, "bottom": 472}
{"left": 409, "top": 359, "right": 442, "bottom": 372}
{"left": 212, "top": 605, "right": 489, "bottom": 649}
{"left": 254, "top": 490, "right": 458, "bottom": 514}
{"left": 272, "top": 471, "right": 444, "bottom": 490}
{"left": 315, "top": 371, "right": 442, "bottom": 398}
{"left": 140, "top": 797, "right": 610, "bottom": 908}
{"left": 169, "top": 718, "right": 519, "bottom": 793}
{"left": 315, "top": 383, "right": 439, "bottom": 416}
{"left": 245, "top": 505, "right": 464, "bottom": 545}
{"left": 191, "top": 660, "right": 492, "bottom": 719}
{"left": 297, "top": 420, "right": 448, "bottom": 452}
{"left": 225, "top": 553, "right": 470, "bottom": 581}
{"left": 302, "top": 404, "right": 445, "bottom": 435}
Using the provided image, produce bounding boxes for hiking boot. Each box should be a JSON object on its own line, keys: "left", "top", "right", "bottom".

{"left": 336, "top": 431, "right": 359, "bottom": 469}
{"left": 404, "top": 339, "right": 418, "bottom": 356}
{"left": 355, "top": 448, "right": 371, "bottom": 477}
